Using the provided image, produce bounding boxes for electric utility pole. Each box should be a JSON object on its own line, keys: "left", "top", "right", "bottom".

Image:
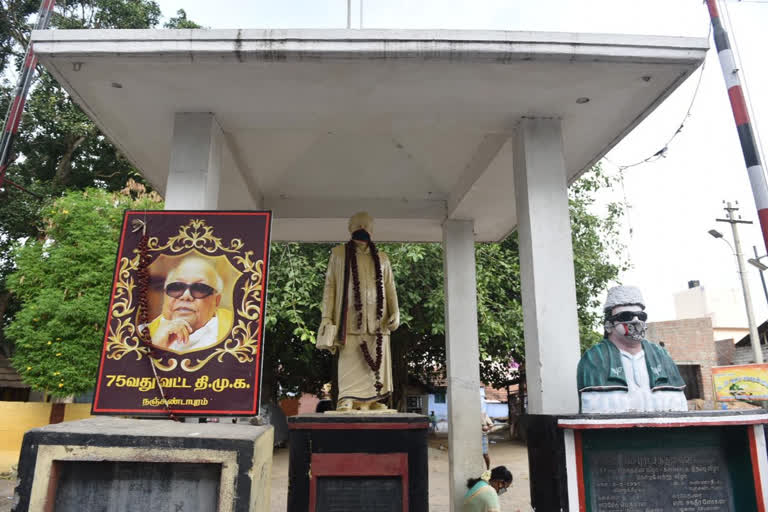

{"left": 717, "top": 201, "right": 763, "bottom": 363}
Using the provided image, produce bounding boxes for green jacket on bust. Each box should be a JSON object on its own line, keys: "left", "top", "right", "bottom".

{"left": 577, "top": 338, "right": 686, "bottom": 393}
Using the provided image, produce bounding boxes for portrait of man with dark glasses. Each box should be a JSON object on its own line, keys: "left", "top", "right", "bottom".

{"left": 146, "top": 256, "right": 234, "bottom": 352}
{"left": 577, "top": 285, "right": 687, "bottom": 413}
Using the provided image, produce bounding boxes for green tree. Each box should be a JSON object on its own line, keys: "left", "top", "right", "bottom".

{"left": 261, "top": 242, "right": 334, "bottom": 403}
{"left": 6, "top": 184, "right": 162, "bottom": 397}
{"left": 0, "top": 0, "right": 200, "bottom": 355}
{"left": 164, "top": 9, "right": 201, "bottom": 29}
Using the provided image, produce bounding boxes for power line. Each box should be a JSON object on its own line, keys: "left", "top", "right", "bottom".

{"left": 604, "top": 23, "right": 711, "bottom": 172}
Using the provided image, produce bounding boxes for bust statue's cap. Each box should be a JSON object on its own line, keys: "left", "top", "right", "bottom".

{"left": 348, "top": 211, "right": 374, "bottom": 235}
{"left": 603, "top": 285, "right": 645, "bottom": 312}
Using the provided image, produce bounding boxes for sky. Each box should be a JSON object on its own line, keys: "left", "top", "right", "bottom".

{"left": 152, "top": 0, "right": 768, "bottom": 325}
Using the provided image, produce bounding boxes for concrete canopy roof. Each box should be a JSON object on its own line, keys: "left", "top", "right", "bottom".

{"left": 31, "top": 29, "right": 707, "bottom": 242}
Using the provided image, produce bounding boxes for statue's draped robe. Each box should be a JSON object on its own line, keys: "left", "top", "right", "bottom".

{"left": 321, "top": 243, "right": 399, "bottom": 403}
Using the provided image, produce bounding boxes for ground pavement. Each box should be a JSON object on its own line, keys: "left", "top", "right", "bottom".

{"left": 0, "top": 436, "right": 531, "bottom": 512}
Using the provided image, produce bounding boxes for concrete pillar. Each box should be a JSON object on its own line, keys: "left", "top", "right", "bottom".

{"left": 165, "top": 112, "right": 223, "bottom": 210}
{"left": 513, "top": 118, "right": 581, "bottom": 414}
{"left": 442, "top": 219, "right": 484, "bottom": 511}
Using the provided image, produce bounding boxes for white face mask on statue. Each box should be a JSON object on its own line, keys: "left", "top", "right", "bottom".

{"left": 606, "top": 305, "right": 647, "bottom": 342}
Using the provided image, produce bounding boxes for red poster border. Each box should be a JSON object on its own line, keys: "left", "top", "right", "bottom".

{"left": 92, "top": 210, "right": 272, "bottom": 416}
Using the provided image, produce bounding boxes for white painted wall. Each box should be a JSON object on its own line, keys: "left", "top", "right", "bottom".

{"left": 674, "top": 285, "right": 748, "bottom": 329}
{"left": 427, "top": 392, "right": 448, "bottom": 421}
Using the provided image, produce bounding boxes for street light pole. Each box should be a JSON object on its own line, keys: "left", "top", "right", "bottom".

{"left": 716, "top": 201, "right": 763, "bottom": 363}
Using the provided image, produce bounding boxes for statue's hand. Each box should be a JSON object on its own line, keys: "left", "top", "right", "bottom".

{"left": 317, "top": 317, "right": 337, "bottom": 352}
{"left": 387, "top": 313, "right": 399, "bottom": 332}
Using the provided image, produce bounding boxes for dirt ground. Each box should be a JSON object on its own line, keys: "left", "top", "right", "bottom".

{"left": 0, "top": 435, "right": 531, "bottom": 512}
{"left": 0, "top": 479, "right": 12, "bottom": 512}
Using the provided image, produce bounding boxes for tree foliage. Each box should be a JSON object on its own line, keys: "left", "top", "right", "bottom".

{"left": 163, "top": 9, "right": 201, "bottom": 29}
{"left": 0, "top": 0, "right": 200, "bottom": 354}
{"left": 6, "top": 185, "right": 161, "bottom": 397}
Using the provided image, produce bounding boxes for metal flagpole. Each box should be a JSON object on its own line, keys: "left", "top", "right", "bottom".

{"left": 346, "top": 0, "right": 351, "bottom": 28}
{"left": 0, "top": 0, "right": 56, "bottom": 192}
{"left": 705, "top": 0, "right": 768, "bottom": 254}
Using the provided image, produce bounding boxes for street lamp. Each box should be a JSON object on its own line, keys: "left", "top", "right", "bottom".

{"left": 748, "top": 257, "right": 768, "bottom": 273}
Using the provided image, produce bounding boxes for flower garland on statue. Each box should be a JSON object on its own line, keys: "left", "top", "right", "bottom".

{"left": 346, "top": 232, "right": 385, "bottom": 396}
{"left": 132, "top": 219, "right": 176, "bottom": 420}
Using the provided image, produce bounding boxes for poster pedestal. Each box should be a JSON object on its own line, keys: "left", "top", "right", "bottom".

{"left": 287, "top": 413, "right": 429, "bottom": 512}
{"left": 13, "top": 417, "right": 274, "bottom": 512}
{"left": 526, "top": 410, "right": 768, "bottom": 511}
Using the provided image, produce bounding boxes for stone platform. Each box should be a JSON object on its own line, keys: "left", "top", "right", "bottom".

{"left": 526, "top": 410, "right": 768, "bottom": 512}
{"left": 287, "top": 413, "right": 428, "bottom": 512}
{"left": 13, "top": 417, "right": 273, "bottom": 512}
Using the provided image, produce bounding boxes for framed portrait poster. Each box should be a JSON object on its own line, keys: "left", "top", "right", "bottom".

{"left": 92, "top": 211, "right": 272, "bottom": 416}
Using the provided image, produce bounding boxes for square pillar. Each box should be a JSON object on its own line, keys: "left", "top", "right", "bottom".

{"left": 513, "top": 118, "right": 580, "bottom": 414}
{"left": 442, "top": 219, "right": 484, "bottom": 511}
{"left": 165, "top": 112, "right": 223, "bottom": 210}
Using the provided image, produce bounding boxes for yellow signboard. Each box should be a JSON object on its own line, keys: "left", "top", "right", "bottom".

{"left": 712, "top": 364, "right": 768, "bottom": 401}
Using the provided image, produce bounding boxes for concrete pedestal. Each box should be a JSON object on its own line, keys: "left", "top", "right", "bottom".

{"left": 526, "top": 410, "right": 768, "bottom": 512}
{"left": 287, "top": 413, "right": 429, "bottom": 512}
{"left": 13, "top": 417, "right": 274, "bottom": 512}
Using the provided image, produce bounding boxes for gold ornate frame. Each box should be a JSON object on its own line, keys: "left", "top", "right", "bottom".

{"left": 105, "top": 219, "right": 264, "bottom": 372}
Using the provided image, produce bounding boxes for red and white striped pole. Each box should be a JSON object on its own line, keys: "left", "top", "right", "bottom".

{"left": 706, "top": 0, "right": 768, "bottom": 254}
{"left": 0, "top": 0, "right": 56, "bottom": 192}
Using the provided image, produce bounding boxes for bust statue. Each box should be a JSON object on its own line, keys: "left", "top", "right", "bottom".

{"left": 318, "top": 212, "right": 400, "bottom": 412}
{"left": 577, "top": 285, "right": 688, "bottom": 413}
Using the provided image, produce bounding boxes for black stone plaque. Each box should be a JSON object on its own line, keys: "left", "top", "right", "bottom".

{"left": 316, "top": 477, "right": 402, "bottom": 512}
{"left": 53, "top": 461, "right": 221, "bottom": 512}
{"left": 588, "top": 448, "right": 732, "bottom": 511}
{"left": 582, "top": 427, "right": 758, "bottom": 512}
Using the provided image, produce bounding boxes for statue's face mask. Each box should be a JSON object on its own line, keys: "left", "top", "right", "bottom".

{"left": 351, "top": 229, "right": 371, "bottom": 242}
{"left": 605, "top": 306, "right": 647, "bottom": 342}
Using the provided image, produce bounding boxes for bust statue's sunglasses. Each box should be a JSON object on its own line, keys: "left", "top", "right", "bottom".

{"left": 165, "top": 282, "right": 216, "bottom": 299}
{"left": 608, "top": 311, "right": 647, "bottom": 322}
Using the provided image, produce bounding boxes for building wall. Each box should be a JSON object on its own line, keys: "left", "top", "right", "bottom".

{"left": 733, "top": 345, "right": 768, "bottom": 366}
{"left": 674, "top": 286, "right": 747, "bottom": 331}
{"left": 427, "top": 390, "right": 448, "bottom": 420}
{"left": 297, "top": 392, "right": 321, "bottom": 415}
{"left": 485, "top": 402, "right": 508, "bottom": 419}
{"left": 715, "top": 338, "right": 736, "bottom": 366}
{"left": 714, "top": 327, "right": 749, "bottom": 343}
{"left": 646, "top": 317, "right": 716, "bottom": 407}
{"left": 0, "top": 401, "right": 92, "bottom": 472}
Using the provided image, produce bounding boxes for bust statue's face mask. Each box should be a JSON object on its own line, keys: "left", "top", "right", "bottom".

{"left": 606, "top": 305, "right": 647, "bottom": 342}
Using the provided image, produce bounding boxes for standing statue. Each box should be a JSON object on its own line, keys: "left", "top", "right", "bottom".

{"left": 318, "top": 212, "right": 400, "bottom": 412}
{"left": 577, "top": 285, "right": 688, "bottom": 413}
